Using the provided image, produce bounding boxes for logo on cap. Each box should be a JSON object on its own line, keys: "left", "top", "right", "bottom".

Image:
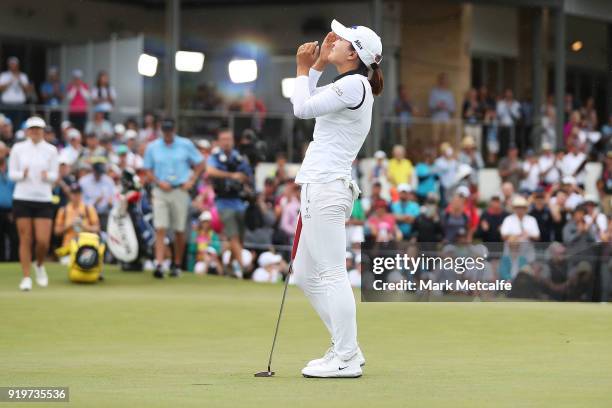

{"left": 354, "top": 39, "right": 363, "bottom": 50}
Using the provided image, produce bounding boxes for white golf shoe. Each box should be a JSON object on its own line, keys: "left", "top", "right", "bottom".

{"left": 19, "top": 277, "right": 33, "bottom": 291}
{"left": 307, "top": 346, "right": 366, "bottom": 367}
{"left": 34, "top": 264, "right": 49, "bottom": 287}
{"left": 302, "top": 353, "right": 363, "bottom": 378}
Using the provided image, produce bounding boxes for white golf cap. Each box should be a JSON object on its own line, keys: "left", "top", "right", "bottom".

{"left": 114, "top": 123, "right": 126, "bottom": 135}
{"left": 397, "top": 183, "right": 412, "bottom": 193}
{"left": 331, "top": 19, "right": 383, "bottom": 68}
{"left": 24, "top": 116, "right": 46, "bottom": 129}
{"left": 198, "top": 211, "right": 212, "bottom": 222}
{"left": 456, "top": 185, "right": 470, "bottom": 198}
{"left": 258, "top": 251, "right": 282, "bottom": 267}
{"left": 583, "top": 194, "right": 599, "bottom": 204}
{"left": 67, "top": 128, "right": 81, "bottom": 140}
{"left": 374, "top": 150, "right": 386, "bottom": 159}
{"left": 124, "top": 129, "right": 138, "bottom": 140}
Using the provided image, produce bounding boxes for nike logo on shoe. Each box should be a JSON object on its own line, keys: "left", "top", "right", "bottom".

{"left": 338, "top": 365, "right": 348, "bottom": 370}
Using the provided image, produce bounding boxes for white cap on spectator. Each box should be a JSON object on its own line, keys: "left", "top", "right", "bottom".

{"left": 24, "top": 116, "right": 46, "bottom": 129}
{"left": 197, "top": 139, "right": 211, "bottom": 149}
{"left": 562, "top": 176, "right": 576, "bottom": 185}
{"left": 455, "top": 163, "right": 472, "bottom": 183}
{"left": 67, "top": 128, "right": 81, "bottom": 140}
{"left": 583, "top": 194, "right": 599, "bottom": 204}
{"left": 61, "top": 120, "right": 72, "bottom": 130}
{"left": 374, "top": 150, "right": 386, "bottom": 159}
{"left": 345, "top": 251, "right": 353, "bottom": 260}
{"left": 72, "top": 69, "right": 83, "bottom": 78}
{"left": 456, "top": 185, "right": 470, "bottom": 198}
{"left": 8, "top": 56, "right": 19, "bottom": 64}
{"left": 541, "top": 141, "right": 552, "bottom": 151}
{"left": 397, "top": 183, "right": 412, "bottom": 193}
{"left": 59, "top": 156, "right": 72, "bottom": 165}
{"left": 258, "top": 251, "right": 282, "bottom": 267}
{"left": 198, "top": 211, "right": 212, "bottom": 222}
{"left": 124, "top": 129, "right": 138, "bottom": 140}
{"left": 512, "top": 196, "right": 529, "bottom": 208}
{"left": 114, "top": 123, "right": 126, "bottom": 135}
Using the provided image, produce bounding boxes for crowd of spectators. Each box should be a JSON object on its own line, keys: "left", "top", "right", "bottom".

{"left": 1, "top": 59, "right": 611, "bottom": 299}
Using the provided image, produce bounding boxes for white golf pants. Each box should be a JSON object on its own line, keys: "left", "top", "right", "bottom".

{"left": 293, "top": 179, "right": 358, "bottom": 361}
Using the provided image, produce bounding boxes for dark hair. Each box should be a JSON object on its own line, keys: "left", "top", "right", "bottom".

{"left": 351, "top": 45, "right": 384, "bottom": 96}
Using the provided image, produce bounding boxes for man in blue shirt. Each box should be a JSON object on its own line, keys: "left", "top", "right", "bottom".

{"left": 206, "top": 128, "right": 253, "bottom": 277}
{"left": 0, "top": 141, "right": 17, "bottom": 261}
{"left": 391, "top": 183, "right": 420, "bottom": 239}
{"left": 143, "top": 118, "right": 205, "bottom": 278}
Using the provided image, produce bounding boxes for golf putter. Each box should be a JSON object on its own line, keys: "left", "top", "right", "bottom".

{"left": 255, "top": 214, "right": 302, "bottom": 377}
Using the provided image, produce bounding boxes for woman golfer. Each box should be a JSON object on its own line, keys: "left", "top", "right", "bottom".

{"left": 291, "top": 19, "right": 383, "bottom": 378}
{"left": 9, "top": 117, "right": 59, "bottom": 291}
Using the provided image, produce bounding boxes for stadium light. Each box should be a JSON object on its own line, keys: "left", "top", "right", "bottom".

{"left": 175, "top": 51, "right": 205, "bottom": 72}
{"left": 228, "top": 59, "right": 258, "bottom": 83}
{"left": 570, "top": 41, "right": 583, "bottom": 52}
{"left": 137, "top": 54, "right": 158, "bottom": 77}
{"left": 281, "top": 77, "right": 295, "bottom": 99}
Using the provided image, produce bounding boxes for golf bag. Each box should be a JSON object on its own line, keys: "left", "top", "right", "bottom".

{"left": 106, "top": 169, "right": 155, "bottom": 271}
{"left": 68, "top": 232, "right": 105, "bottom": 283}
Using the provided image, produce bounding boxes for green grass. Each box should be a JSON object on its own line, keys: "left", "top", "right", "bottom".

{"left": 1, "top": 263, "right": 611, "bottom": 408}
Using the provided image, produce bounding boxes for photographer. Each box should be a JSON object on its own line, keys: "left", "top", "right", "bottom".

{"left": 207, "top": 128, "right": 253, "bottom": 278}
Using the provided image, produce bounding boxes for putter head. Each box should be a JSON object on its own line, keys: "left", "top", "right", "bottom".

{"left": 254, "top": 371, "right": 275, "bottom": 377}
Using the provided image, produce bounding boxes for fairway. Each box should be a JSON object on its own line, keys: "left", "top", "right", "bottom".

{"left": 1, "top": 264, "right": 611, "bottom": 408}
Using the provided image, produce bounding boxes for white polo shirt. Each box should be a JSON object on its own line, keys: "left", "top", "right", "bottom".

{"left": 8, "top": 138, "right": 59, "bottom": 202}
{"left": 500, "top": 213, "right": 540, "bottom": 240}
{"left": 291, "top": 68, "right": 373, "bottom": 184}
{"left": 0, "top": 71, "right": 29, "bottom": 104}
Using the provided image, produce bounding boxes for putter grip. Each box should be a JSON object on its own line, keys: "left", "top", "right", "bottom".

{"left": 290, "top": 214, "right": 302, "bottom": 261}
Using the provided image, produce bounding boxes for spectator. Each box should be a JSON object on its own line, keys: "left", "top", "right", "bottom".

{"left": 91, "top": 71, "right": 116, "bottom": 118}
{"left": 252, "top": 251, "right": 283, "bottom": 283}
{"left": 561, "top": 141, "right": 587, "bottom": 189}
{"left": 428, "top": 72, "right": 455, "bottom": 144}
{"left": 476, "top": 194, "right": 508, "bottom": 243}
{"left": 139, "top": 112, "right": 158, "bottom": 142}
{"left": 496, "top": 89, "right": 521, "bottom": 157}
{"left": 597, "top": 150, "right": 612, "bottom": 215}
{"left": 54, "top": 183, "right": 100, "bottom": 249}
{"left": 415, "top": 148, "right": 438, "bottom": 203}
{"left": 79, "top": 161, "right": 115, "bottom": 230}
{"left": 540, "top": 95, "right": 556, "bottom": 149}
{"left": 462, "top": 88, "right": 484, "bottom": 150}
{"left": 483, "top": 107, "right": 500, "bottom": 164}
{"left": 240, "top": 90, "right": 266, "bottom": 133}
{"left": 442, "top": 193, "right": 470, "bottom": 243}
{"left": 9, "top": 117, "right": 59, "bottom": 291}
{"left": 363, "top": 181, "right": 386, "bottom": 217}
{"left": 40, "top": 66, "right": 64, "bottom": 131}
{"left": 433, "top": 142, "right": 458, "bottom": 205}
{"left": 387, "top": 144, "right": 414, "bottom": 188}
{"left": 538, "top": 142, "right": 561, "bottom": 188}
{"left": 371, "top": 150, "right": 388, "bottom": 184}
{"left": 550, "top": 189, "right": 570, "bottom": 242}
{"left": 500, "top": 196, "right": 540, "bottom": 243}
{"left": 601, "top": 114, "right": 612, "bottom": 150}
{"left": 0, "top": 114, "right": 14, "bottom": 147}
{"left": 276, "top": 180, "right": 300, "bottom": 243}
{"left": 458, "top": 136, "right": 484, "bottom": 188}
{"left": 77, "top": 133, "right": 107, "bottom": 168}
{"left": 498, "top": 145, "right": 523, "bottom": 190}
{"left": 582, "top": 195, "right": 608, "bottom": 242}
{"left": 85, "top": 107, "right": 114, "bottom": 140}
{"left": 0, "top": 141, "right": 17, "bottom": 261}
{"left": 272, "top": 151, "right": 290, "bottom": 187}
{"left": 529, "top": 189, "right": 553, "bottom": 242}
{"left": 478, "top": 85, "right": 495, "bottom": 111}
{"left": 58, "top": 128, "right": 82, "bottom": 166}
{"left": 346, "top": 194, "right": 366, "bottom": 249}
{"left": 564, "top": 110, "right": 581, "bottom": 146}
{"left": 539, "top": 242, "right": 569, "bottom": 300}
{"left": 391, "top": 183, "right": 420, "bottom": 239}
{"left": 519, "top": 149, "right": 540, "bottom": 193}
{"left": 394, "top": 84, "right": 416, "bottom": 145}
{"left": 115, "top": 143, "right": 143, "bottom": 171}
{"left": 191, "top": 211, "right": 221, "bottom": 275}
{"left": 412, "top": 193, "right": 443, "bottom": 242}
{"left": 207, "top": 128, "right": 253, "bottom": 277}
{"left": 562, "top": 206, "right": 596, "bottom": 245}
{"left": 143, "top": 118, "right": 205, "bottom": 278}
{"left": 0, "top": 57, "right": 30, "bottom": 128}
{"left": 66, "top": 69, "right": 90, "bottom": 133}
{"left": 367, "top": 199, "right": 400, "bottom": 243}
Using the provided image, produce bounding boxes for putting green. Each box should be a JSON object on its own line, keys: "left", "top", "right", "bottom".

{"left": 1, "top": 263, "right": 611, "bottom": 407}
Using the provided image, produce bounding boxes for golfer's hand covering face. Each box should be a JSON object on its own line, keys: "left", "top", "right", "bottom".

{"left": 296, "top": 41, "right": 320, "bottom": 70}
{"left": 318, "top": 32, "right": 337, "bottom": 64}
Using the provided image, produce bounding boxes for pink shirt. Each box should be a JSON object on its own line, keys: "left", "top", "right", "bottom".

{"left": 67, "top": 83, "right": 90, "bottom": 113}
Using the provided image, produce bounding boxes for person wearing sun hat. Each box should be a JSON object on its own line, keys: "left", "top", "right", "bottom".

{"left": 290, "top": 18, "right": 383, "bottom": 378}
{"left": 8, "top": 117, "right": 59, "bottom": 291}
{"left": 500, "top": 195, "right": 540, "bottom": 243}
